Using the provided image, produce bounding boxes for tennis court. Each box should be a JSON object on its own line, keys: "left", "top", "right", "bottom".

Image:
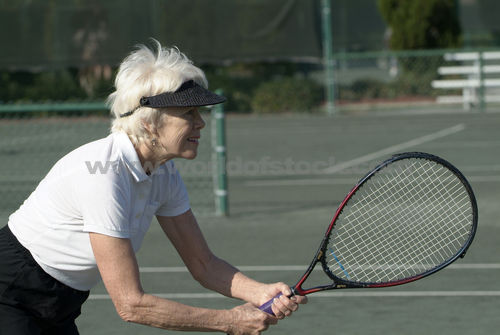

{"left": 66, "top": 109, "right": 500, "bottom": 334}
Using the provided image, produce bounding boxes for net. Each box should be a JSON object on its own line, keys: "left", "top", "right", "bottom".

{"left": 0, "top": 112, "right": 216, "bottom": 222}
{"left": 326, "top": 156, "right": 474, "bottom": 284}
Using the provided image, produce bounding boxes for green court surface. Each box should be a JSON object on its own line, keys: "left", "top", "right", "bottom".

{"left": 3, "top": 110, "right": 500, "bottom": 334}
{"left": 77, "top": 111, "right": 500, "bottom": 334}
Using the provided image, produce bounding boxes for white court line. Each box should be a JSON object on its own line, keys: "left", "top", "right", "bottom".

{"left": 138, "top": 263, "right": 500, "bottom": 273}
{"left": 243, "top": 178, "right": 358, "bottom": 187}
{"left": 88, "top": 291, "right": 500, "bottom": 300}
{"left": 89, "top": 264, "right": 500, "bottom": 300}
{"left": 243, "top": 175, "right": 500, "bottom": 187}
{"left": 462, "top": 165, "right": 500, "bottom": 172}
{"left": 322, "top": 124, "right": 466, "bottom": 174}
{"left": 311, "top": 291, "right": 500, "bottom": 298}
{"left": 468, "top": 175, "right": 500, "bottom": 182}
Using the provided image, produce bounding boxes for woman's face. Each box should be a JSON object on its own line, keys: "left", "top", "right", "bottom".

{"left": 155, "top": 107, "right": 206, "bottom": 161}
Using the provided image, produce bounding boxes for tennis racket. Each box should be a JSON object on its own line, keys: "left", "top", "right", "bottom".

{"left": 260, "top": 152, "right": 478, "bottom": 315}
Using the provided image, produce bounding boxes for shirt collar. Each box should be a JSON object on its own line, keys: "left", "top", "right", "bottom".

{"left": 114, "top": 132, "right": 149, "bottom": 182}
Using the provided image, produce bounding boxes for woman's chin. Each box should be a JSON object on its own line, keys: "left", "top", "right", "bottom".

{"left": 180, "top": 151, "right": 197, "bottom": 160}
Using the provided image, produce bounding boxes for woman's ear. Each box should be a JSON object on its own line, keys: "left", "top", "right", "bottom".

{"left": 142, "top": 120, "right": 158, "bottom": 139}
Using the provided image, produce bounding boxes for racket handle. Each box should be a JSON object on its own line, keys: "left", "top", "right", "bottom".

{"left": 226, "top": 295, "right": 284, "bottom": 334}
{"left": 258, "top": 293, "right": 282, "bottom": 316}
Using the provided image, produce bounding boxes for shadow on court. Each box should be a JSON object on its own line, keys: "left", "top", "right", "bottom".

{"left": 69, "top": 111, "right": 500, "bottom": 334}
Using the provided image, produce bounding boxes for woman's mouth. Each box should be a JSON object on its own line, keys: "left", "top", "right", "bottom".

{"left": 187, "top": 137, "right": 200, "bottom": 144}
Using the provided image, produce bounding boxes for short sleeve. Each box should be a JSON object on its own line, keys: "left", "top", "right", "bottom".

{"left": 156, "top": 169, "right": 191, "bottom": 217}
{"left": 76, "top": 162, "right": 132, "bottom": 238}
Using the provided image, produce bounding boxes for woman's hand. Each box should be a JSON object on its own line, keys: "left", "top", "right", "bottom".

{"left": 227, "top": 303, "right": 278, "bottom": 335}
{"left": 258, "top": 282, "right": 308, "bottom": 319}
{"left": 226, "top": 286, "right": 308, "bottom": 335}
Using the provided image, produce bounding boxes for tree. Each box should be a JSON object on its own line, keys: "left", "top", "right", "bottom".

{"left": 378, "top": 0, "right": 462, "bottom": 50}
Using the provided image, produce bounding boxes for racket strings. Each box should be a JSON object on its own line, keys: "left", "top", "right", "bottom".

{"left": 336, "top": 162, "right": 442, "bottom": 265}
{"left": 360, "top": 165, "right": 470, "bottom": 279}
{"left": 326, "top": 158, "right": 473, "bottom": 284}
{"left": 341, "top": 161, "right": 431, "bottom": 227}
{"left": 337, "top": 162, "right": 470, "bottom": 280}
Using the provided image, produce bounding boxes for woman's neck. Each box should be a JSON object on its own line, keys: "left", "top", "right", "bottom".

{"left": 134, "top": 142, "right": 163, "bottom": 175}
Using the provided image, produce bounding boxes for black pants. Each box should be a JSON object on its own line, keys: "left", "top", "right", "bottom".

{"left": 0, "top": 225, "right": 89, "bottom": 335}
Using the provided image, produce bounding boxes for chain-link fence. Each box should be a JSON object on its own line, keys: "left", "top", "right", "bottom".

{"left": 333, "top": 48, "right": 500, "bottom": 113}
{"left": 2, "top": 48, "right": 500, "bottom": 221}
{"left": 0, "top": 111, "right": 216, "bottom": 223}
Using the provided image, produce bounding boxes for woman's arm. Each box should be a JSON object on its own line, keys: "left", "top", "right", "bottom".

{"left": 89, "top": 232, "right": 277, "bottom": 333}
{"left": 157, "top": 210, "right": 307, "bottom": 317}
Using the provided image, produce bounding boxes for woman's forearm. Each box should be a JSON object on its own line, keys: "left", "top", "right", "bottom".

{"left": 121, "top": 292, "right": 232, "bottom": 332}
{"left": 192, "top": 255, "right": 266, "bottom": 306}
{"left": 191, "top": 256, "right": 305, "bottom": 320}
{"left": 120, "top": 292, "right": 274, "bottom": 334}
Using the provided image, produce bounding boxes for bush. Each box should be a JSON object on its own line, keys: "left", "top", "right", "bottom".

{"left": 203, "top": 62, "right": 321, "bottom": 113}
{"left": 24, "top": 70, "right": 87, "bottom": 101}
{"left": 338, "top": 69, "right": 440, "bottom": 103}
{"left": 251, "top": 77, "right": 323, "bottom": 113}
{"left": 378, "top": 0, "right": 462, "bottom": 50}
{"left": 390, "top": 70, "right": 437, "bottom": 97}
{"left": 0, "top": 69, "right": 110, "bottom": 103}
{"left": 1, "top": 62, "right": 323, "bottom": 115}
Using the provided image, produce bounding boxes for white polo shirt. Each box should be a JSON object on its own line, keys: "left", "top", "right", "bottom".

{"left": 8, "top": 132, "right": 191, "bottom": 291}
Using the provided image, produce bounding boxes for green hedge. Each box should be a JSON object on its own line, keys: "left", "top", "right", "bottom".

{"left": 251, "top": 77, "right": 323, "bottom": 113}
{"left": 0, "top": 70, "right": 102, "bottom": 103}
{"left": 1, "top": 63, "right": 324, "bottom": 114}
{"left": 203, "top": 62, "right": 323, "bottom": 113}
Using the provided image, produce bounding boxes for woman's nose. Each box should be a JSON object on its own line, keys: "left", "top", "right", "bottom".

{"left": 195, "top": 111, "right": 206, "bottom": 129}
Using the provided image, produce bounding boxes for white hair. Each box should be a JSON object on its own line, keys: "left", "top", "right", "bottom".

{"left": 108, "top": 40, "right": 207, "bottom": 145}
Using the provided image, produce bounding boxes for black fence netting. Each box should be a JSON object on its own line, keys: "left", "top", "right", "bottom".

{"left": 0, "top": 0, "right": 323, "bottom": 69}
{"left": 0, "top": 112, "right": 216, "bottom": 221}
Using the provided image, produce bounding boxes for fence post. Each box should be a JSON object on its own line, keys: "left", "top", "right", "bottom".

{"left": 321, "top": 0, "right": 335, "bottom": 115}
{"left": 211, "top": 90, "right": 229, "bottom": 216}
{"left": 478, "top": 51, "right": 485, "bottom": 113}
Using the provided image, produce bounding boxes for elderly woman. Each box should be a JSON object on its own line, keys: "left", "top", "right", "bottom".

{"left": 0, "top": 41, "right": 306, "bottom": 334}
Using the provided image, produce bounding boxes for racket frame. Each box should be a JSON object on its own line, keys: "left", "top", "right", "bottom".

{"left": 292, "top": 152, "right": 478, "bottom": 295}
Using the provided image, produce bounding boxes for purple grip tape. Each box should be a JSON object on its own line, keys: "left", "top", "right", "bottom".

{"left": 258, "top": 293, "right": 282, "bottom": 315}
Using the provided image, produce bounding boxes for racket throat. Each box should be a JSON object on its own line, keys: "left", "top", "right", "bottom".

{"left": 289, "top": 286, "right": 300, "bottom": 297}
